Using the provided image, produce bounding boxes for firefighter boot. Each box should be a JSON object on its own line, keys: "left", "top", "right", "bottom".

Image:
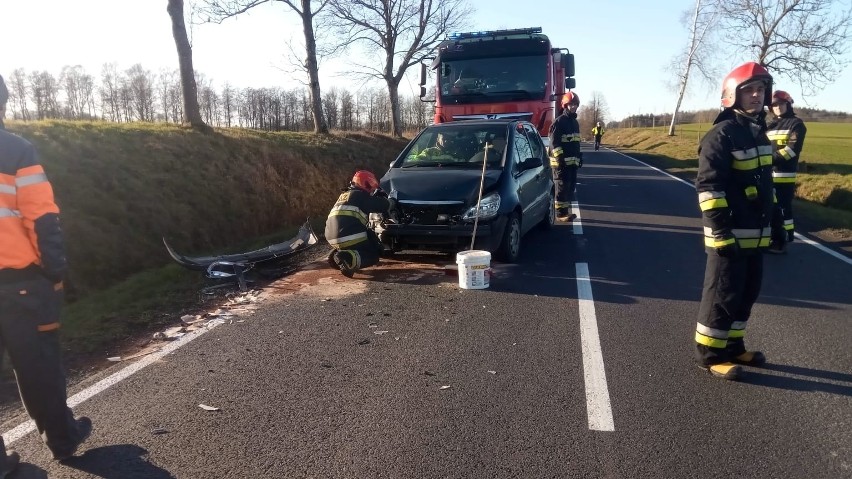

{"left": 702, "top": 362, "right": 742, "bottom": 380}
{"left": 53, "top": 416, "right": 93, "bottom": 461}
{"left": 333, "top": 251, "right": 357, "bottom": 278}
{"left": 731, "top": 351, "right": 766, "bottom": 367}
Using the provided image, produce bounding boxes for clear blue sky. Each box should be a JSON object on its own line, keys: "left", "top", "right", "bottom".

{"left": 3, "top": 0, "right": 852, "bottom": 121}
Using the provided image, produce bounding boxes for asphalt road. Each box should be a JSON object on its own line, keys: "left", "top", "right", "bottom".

{"left": 3, "top": 145, "right": 850, "bottom": 479}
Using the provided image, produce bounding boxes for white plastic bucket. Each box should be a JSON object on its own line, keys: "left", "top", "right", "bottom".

{"left": 456, "top": 250, "right": 492, "bottom": 289}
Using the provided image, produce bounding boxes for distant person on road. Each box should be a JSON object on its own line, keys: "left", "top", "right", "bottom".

{"left": 325, "top": 170, "right": 393, "bottom": 278}
{"left": 548, "top": 91, "right": 583, "bottom": 221}
{"left": 0, "top": 74, "right": 93, "bottom": 475}
{"left": 694, "top": 62, "right": 774, "bottom": 380}
{"left": 592, "top": 122, "right": 605, "bottom": 150}
{"left": 766, "top": 90, "right": 807, "bottom": 254}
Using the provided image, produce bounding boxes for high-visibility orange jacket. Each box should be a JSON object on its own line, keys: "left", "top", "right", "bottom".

{"left": 0, "top": 127, "right": 66, "bottom": 282}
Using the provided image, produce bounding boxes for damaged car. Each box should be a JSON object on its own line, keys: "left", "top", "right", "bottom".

{"left": 373, "top": 119, "right": 555, "bottom": 262}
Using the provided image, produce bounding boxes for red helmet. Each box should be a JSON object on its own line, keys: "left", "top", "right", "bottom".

{"left": 351, "top": 170, "right": 379, "bottom": 193}
{"left": 561, "top": 91, "right": 580, "bottom": 108}
{"left": 772, "top": 90, "right": 794, "bottom": 105}
{"left": 720, "top": 62, "right": 773, "bottom": 108}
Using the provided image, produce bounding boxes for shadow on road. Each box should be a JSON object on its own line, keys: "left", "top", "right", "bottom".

{"left": 62, "top": 444, "right": 175, "bottom": 479}
{"left": 6, "top": 463, "right": 48, "bottom": 479}
{"left": 745, "top": 364, "right": 852, "bottom": 397}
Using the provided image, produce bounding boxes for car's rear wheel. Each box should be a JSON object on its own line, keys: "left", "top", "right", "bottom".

{"left": 539, "top": 190, "right": 555, "bottom": 230}
{"left": 495, "top": 212, "right": 522, "bottom": 263}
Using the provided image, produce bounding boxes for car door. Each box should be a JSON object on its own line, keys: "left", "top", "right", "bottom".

{"left": 510, "top": 124, "right": 539, "bottom": 233}
{"left": 523, "top": 123, "right": 551, "bottom": 221}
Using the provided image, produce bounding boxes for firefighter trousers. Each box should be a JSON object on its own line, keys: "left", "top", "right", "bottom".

{"left": 333, "top": 230, "right": 383, "bottom": 271}
{"left": 0, "top": 276, "right": 82, "bottom": 457}
{"left": 695, "top": 252, "right": 764, "bottom": 365}
{"left": 552, "top": 166, "right": 578, "bottom": 217}
{"left": 772, "top": 182, "right": 796, "bottom": 243}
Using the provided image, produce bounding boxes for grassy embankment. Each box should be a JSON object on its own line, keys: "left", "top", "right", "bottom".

{"left": 606, "top": 122, "right": 852, "bottom": 237}
{"left": 5, "top": 120, "right": 409, "bottom": 361}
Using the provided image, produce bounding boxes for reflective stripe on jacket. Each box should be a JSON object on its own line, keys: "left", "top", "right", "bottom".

{"left": 0, "top": 128, "right": 65, "bottom": 280}
{"left": 766, "top": 113, "right": 806, "bottom": 183}
{"left": 695, "top": 110, "right": 774, "bottom": 252}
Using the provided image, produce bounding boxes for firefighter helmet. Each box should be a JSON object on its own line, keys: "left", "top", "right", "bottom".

{"left": 351, "top": 170, "right": 380, "bottom": 194}
{"left": 772, "top": 90, "right": 794, "bottom": 105}
{"left": 561, "top": 91, "right": 580, "bottom": 108}
{"left": 720, "top": 62, "right": 773, "bottom": 108}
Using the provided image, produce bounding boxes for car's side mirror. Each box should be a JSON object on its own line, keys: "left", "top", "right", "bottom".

{"left": 520, "top": 157, "right": 543, "bottom": 171}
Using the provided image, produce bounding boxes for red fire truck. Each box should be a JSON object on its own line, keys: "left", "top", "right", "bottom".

{"left": 419, "top": 27, "right": 576, "bottom": 144}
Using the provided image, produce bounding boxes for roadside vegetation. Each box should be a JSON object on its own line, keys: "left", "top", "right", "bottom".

{"left": 606, "top": 122, "right": 852, "bottom": 238}
{"left": 4, "top": 120, "right": 409, "bottom": 364}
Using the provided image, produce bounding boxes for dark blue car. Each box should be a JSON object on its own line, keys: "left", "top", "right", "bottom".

{"left": 374, "top": 119, "right": 555, "bottom": 262}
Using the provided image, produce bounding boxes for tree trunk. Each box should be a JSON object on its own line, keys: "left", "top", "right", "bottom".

{"left": 387, "top": 80, "right": 403, "bottom": 137}
{"left": 301, "top": 0, "right": 328, "bottom": 134}
{"left": 167, "top": 0, "right": 210, "bottom": 133}
{"left": 669, "top": 0, "right": 702, "bottom": 136}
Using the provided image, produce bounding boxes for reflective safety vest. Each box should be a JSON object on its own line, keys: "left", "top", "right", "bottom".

{"left": 0, "top": 128, "right": 65, "bottom": 280}
{"left": 766, "top": 113, "right": 806, "bottom": 184}
{"left": 696, "top": 110, "right": 774, "bottom": 252}
{"left": 592, "top": 126, "right": 604, "bottom": 137}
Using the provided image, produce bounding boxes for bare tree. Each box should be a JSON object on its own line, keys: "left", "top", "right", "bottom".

{"left": 668, "top": 0, "right": 719, "bottom": 136}
{"left": 200, "top": 0, "right": 332, "bottom": 134}
{"left": 713, "top": 0, "right": 852, "bottom": 96}
{"left": 578, "top": 91, "right": 609, "bottom": 138}
{"left": 167, "top": 0, "right": 211, "bottom": 132}
{"left": 328, "top": 0, "right": 472, "bottom": 137}
{"left": 8, "top": 69, "right": 30, "bottom": 121}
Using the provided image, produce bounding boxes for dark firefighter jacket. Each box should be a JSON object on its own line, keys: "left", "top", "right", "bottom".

{"left": 325, "top": 187, "right": 390, "bottom": 250}
{"left": 548, "top": 112, "right": 581, "bottom": 169}
{"left": 695, "top": 109, "right": 774, "bottom": 253}
{"left": 766, "top": 110, "right": 806, "bottom": 184}
{"left": 0, "top": 128, "right": 66, "bottom": 283}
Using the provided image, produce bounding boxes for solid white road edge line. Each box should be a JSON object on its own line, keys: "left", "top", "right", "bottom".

{"left": 576, "top": 262, "right": 615, "bottom": 432}
{"left": 1, "top": 321, "right": 222, "bottom": 447}
{"left": 610, "top": 149, "right": 852, "bottom": 267}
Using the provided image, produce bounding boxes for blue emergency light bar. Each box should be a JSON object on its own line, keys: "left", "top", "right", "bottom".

{"left": 449, "top": 27, "right": 542, "bottom": 40}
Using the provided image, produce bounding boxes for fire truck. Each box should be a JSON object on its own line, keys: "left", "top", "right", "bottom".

{"left": 419, "top": 27, "right": 575, "bottom": 144}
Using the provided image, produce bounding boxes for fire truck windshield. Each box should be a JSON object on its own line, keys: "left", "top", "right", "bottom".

{"left": 438, "top": 55, "right": 547, "bottom": 104}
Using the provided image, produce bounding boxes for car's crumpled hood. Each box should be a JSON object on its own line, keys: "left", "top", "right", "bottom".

{"left": 381, "top": 168, "right": 502, "bottom": 205}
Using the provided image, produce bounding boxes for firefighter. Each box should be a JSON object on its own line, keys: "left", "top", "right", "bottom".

{"left": 694, "top": 62, "right": 775, "bottom": 380}
{"left": 0, "top": 75, "right": 92, "bottom": 473}
{"left": 766, "top": 90, "right": 807, "bottom": 254}
{"left": 548, "top": 92, "right": 583, "bottom": 221}
{"left": 592, "top": 121, "right": 605, "bottom": 150}
{"left": 325, "top": 170, "right": 393, "bottom": 277}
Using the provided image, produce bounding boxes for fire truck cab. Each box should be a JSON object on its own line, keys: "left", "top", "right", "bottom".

{"left": 419, "top": 27, "right": 576, "bottom": 145}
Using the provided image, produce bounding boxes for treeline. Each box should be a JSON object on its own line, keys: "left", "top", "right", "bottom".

{"left": 3, "top": 64, "right": 434, "bottom": 132}
{"left": 611, "top": 107, "right": 852, "bottom": 129}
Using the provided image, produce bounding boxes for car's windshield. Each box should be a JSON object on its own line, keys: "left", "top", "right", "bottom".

{"left": 399, "top": 125, "right": 508, "bottom": 168}
{"left": 438, "top": 55, "right": 547, "bottom": 104}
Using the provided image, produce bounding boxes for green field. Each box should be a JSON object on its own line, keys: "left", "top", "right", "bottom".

{"left": 607, "top": 122, "right": 852, "bottom": 228}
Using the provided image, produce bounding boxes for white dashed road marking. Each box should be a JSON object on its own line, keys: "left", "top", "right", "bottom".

{"left": 576, "top": 262, "right": 615, "bottom": 432}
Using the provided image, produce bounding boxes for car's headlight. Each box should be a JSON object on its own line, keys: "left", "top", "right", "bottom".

{"left": 462, "top": 193, "right": 501, "bottom": 221}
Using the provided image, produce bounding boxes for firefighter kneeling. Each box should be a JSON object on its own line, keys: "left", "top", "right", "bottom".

{"left": 325, "top": 170, "right": 393, "bottom": 277}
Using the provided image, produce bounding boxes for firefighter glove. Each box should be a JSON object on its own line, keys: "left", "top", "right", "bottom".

{"left": 578, "top": 152, "right": 584, "bottom": 168}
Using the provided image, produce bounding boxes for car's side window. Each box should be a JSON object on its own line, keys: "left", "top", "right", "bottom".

{"left": 512, "top": 127, "right": 534, "bottom": 172}
{"left": 524, "top": 124, "right": 544, "bottom": 159}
